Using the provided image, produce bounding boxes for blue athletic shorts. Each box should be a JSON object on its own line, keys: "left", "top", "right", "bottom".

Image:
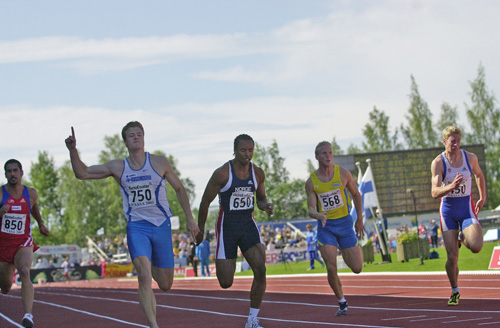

{"left": 440, "top": 196, "right": 480, "bottom": 232}
{"left": 317, "top": 214, "right": 358, "bottom": 250}
{"left": 126, "top": 219, "right": 174, "bottom": 268}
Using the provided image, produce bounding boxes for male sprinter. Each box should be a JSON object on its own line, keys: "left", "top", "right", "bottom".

{"left": 305, "top": 141, "right": 364, "bottom": 317}
{"left": 431, "top": 126, "right": 486, "bottom": 306}
{"left": 65, "top": 122, "right": 199, "bottom": 327}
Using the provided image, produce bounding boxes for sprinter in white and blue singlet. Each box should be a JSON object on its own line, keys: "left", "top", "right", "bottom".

{"left": 431, "top": 126, "right": 486, "bottom": 306}
{"left": 197, "top": 134, "right": 273, "bottom": 328}
{"left": 65, "top": 122, "right": 199, "bottom": 328}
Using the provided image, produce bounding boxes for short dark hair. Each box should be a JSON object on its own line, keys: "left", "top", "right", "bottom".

{"left": 121, "top": 121, "right": 145, "bottom": 141}
{"left": 233, "top": 134, "right": 254, "bottom": 151}
{"left": 4, "top": 159, "right": 22, "bottom": 172}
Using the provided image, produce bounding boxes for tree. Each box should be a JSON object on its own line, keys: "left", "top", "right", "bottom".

{"left": 29, "top": 151, "right": 62, "bottom": 244}
{"left": 465, "top": 63, "right": 500, "bottom": 208}
{"left": 346, "top": 143, "right": 361, "bottom": 154}
{"left": 400, "top": 75, "right": 438, "bottom": 149}
{"left": 331, "top": 137, "right": 344, "bottom": 155}
{"left": 435, "top": 102, "right": 463, "bottom": 138}
{"left": 362, "top": 107, "right": 394, "bottom": 152}
{"left": 252, "top": 140, "right": 307, "bottom": 221}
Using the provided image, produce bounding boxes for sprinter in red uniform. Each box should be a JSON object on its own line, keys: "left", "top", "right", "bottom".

{"left": 0, "top": 159, "right": 49, "bottom": 327}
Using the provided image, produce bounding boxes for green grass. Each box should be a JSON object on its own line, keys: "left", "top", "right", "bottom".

{"left": 235, "top": 241, "right": 500, "bottom": 276}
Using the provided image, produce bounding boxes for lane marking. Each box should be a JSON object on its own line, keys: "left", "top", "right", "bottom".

{"left": 0, "top": 312, "right": 23, "bottom": 328}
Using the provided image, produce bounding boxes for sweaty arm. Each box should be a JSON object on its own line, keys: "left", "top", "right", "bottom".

{"left": 254, "top": 166, "right": 273, "bottom": 216}
{"left": 430, "top": 157, "right": 463, "bottom": 199}
{"left": 468, "top": 152, "right": 487, "bottom": 214}
{"left": 29, "top": 189, "right": 49, "bottom": 237}
{"left": 197, "top": 167, "right": 226, "bottom": 244}
{"left": 65, "top": 127, "right": 117, "bottom": 180}
{"left": 342, "top": 167, "right": 364, "bottom": 238}
{"left": 305, "top": 177, "right": 327, "bottom": 227}
{"left": 161, "top": 156, "right": 200, "bottom": 241}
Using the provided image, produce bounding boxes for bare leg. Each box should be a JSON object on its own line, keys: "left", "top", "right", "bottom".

{"left": 320, "top": 245, "right": 344, "bottom": 300}
{"left": 0, "top": 262, "right": 15, "bottom": 295}
{"left": 462, "top": 224, "right": 483, "bottom": 253}
{"left": 442, "top": 230, "right": 460, "bottom": 288}
{"left": 243, "top": 244, "right": 267, "bottom": 309}
{"left": 133, "top": 256, "right": 159, "bottom": 328}
{"left": 14, "top": 247, "right": 34, "bottom": 314}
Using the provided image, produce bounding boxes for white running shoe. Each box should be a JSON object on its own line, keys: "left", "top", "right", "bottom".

{"left": 22, "top": 313, "right": 34, "bottom": 328}
{"left": 245, "top": 317, "right": 263, "bottom": 328}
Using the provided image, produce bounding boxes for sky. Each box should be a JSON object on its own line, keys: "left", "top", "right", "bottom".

{"left": 1, "top": 0, "right": 499, "bottom": 208}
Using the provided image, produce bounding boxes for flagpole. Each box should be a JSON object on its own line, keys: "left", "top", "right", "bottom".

{"left": 366, "top": 159, "right": 391, "bottom": 262}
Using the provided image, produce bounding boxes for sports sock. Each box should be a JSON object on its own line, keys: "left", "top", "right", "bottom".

{"left": 249, "top": 307, "right": 260, "bottom": 319}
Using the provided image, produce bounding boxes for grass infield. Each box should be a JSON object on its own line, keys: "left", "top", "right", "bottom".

{"left": 234, "top": 241, "right": 500, "bottom": 276}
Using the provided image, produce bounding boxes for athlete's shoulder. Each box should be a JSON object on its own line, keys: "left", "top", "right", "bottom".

{"left": 211, "top": 161, "right": 230, "bottom": 184}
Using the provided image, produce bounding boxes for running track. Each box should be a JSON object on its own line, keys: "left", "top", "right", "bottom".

{"left": 1, "top": 271, "right": 499, "bottom": 328}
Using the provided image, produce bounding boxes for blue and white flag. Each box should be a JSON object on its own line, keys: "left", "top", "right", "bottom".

{"left": 350, "top": 165, "right": 380, "bottom": 220}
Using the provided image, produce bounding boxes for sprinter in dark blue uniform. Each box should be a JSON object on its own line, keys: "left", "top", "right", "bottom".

{"left": 197, "top": 134, "right": 274, "bottom": 328}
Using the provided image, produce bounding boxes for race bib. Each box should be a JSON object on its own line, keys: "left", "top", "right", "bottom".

{"left": 447, "top": 183, "right": 468, "bottom": 198}
{"left": 127, "top": 182, "right": 157, "bottom": 207}
{"left": 1, "top": 213, "right": 27, "bottom": 235}
{"left": 229, "top": 191, "right": 254, "bottom": 211}
{"left": 318, "top": 189, "right": 344, "bottom": 212}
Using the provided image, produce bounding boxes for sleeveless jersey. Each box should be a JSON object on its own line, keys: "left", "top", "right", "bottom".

{"left": 218, "top": 161, "right": 258, "bottom": 221}
{"left": 440, "top": 150, "right": 473, "bottom": 200}
{"left": 311, "top": 165, "right": 350, "bottom": 220}
{"left": 120, "top": 152, "right": 173, "bottom": 227}
{"left": 0, "top": 185, "right": 34, "bottom": 244}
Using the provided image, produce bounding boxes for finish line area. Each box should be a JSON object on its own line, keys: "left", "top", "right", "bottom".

{"left": 1, "top": 271, "right": 500, "bottom": 328}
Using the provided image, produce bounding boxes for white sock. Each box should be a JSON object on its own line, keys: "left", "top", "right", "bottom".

{"left": 452, "top": 287, "right": 460, "bottom": 293}
{"left": 249, "top": 307, "right": 260, "bottom": 319}
{"left": 338, "top": 298, "right": 346, "bottom": 303}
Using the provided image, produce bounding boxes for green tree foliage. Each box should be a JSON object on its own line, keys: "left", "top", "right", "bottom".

{"left": 435, "top": 102, "right": 463, "bottom": 139}
{"left": 465, "top": 63, "right": 500, "bottom": 208}
{"left": 29, "top": 151, "right": 61, "bottom": 244}
{"left": 346, "top": 143, "right": 361, "bottom": 154}
{"left": 252, "top": 141, "right": 307, "bottom": 221}
{"left": 362, "top": 107, "right": 394, "bottom": 152}
{"left": 400, "top": 75, "right": 438, "bottom": 149}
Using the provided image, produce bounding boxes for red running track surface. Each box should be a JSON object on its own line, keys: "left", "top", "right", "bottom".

{"left": 1, "top": 271, "right": 499, "bottom": 328}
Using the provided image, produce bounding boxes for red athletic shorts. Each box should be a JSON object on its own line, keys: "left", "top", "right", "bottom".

{"left": 0, "top": 238, "right": 38, "bottom": 264}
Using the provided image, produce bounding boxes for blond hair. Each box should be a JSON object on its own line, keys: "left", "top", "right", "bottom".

{"left": 442, "top": 126, "right": 462, "bottom": 140}
{"left": 315, "top": 141, "right": 331, "bottom": 155}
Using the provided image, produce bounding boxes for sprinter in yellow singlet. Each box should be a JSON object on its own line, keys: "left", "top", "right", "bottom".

{"left": 305, "top": 141, "right": 364, "bottom": 317}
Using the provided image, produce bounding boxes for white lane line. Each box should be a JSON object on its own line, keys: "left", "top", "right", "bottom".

{"left": 410, "top": 316, "right": 457, "bottom": 322}
{"left": 2, "top": 294, "right": 148, "bottom": 327}
{"left": 381, "top": 315, "right": 426, "bottom": 321}
{"left": 29, "top": 290, "right": 403, "bottom": 328}
{"left": 442, "top": 317, "right": 493, "bottom": 323}
{"left": 479, "top": 321, "right": 500, "bottom": 325}
{"left": 0, "top": 312, "right": 23, "bottom": 327}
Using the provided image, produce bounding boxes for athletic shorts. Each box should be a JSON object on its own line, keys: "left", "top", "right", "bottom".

{"left": 317, "top": 214, "right": 358, "bottom": 250}
{"left": 0, "top": 237, "right": 38, "bottom": 264}
{"left": 126, "top": 219, "right": 174, "bottom": 268}
{"left": 440, "top": 196, "right": 480, "bottom": 232}
{"left": 215, "top": 218, "right": 262, "bottom": 260}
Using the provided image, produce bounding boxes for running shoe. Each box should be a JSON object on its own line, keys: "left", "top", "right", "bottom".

{"left": 458, "top": 229, "right": 464, "bottom": 249}
{"left": 245, "top": 317, "right": 263, "bottom": 328}
{"left": 448, "top": 292, "right": 460, "bottom": 306}
{"left": 336, "top": 301, "right": 348, "bottom": 316}
{"left": 21, "top": 313, "right": 34, "bottom": 328}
